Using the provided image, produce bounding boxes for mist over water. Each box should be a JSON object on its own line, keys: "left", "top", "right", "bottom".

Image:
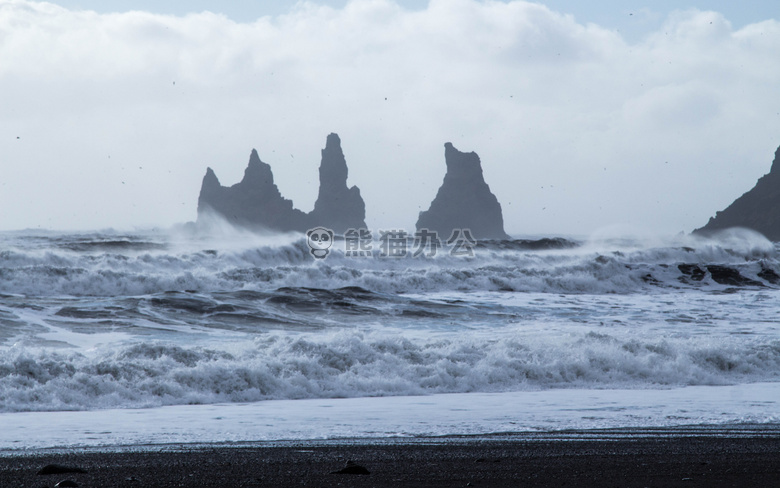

{"left": 0, "top": 223, "right": 776, "bottom": 297}
{"left": 1, "top": 221, "right": 778, "bottom": 427}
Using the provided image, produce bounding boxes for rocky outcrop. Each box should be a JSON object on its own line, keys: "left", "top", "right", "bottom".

{"left": 416, "top": 142, "right": 509, "bottom": 240}
{"left": 197, "top": 134, "right": 365, "bottom": 234}
{"left": 308, "top": 133, "right": 367, "bottom": 234}
{"left": 197, "top": 149, "right": 310, "bottom": 232}
{"left": 694, "top": 145, "right": 780, "bottom": 241}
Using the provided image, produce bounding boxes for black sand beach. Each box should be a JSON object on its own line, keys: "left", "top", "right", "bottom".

{"left": 2, "top": 428, "right": 779, "bottom": 487}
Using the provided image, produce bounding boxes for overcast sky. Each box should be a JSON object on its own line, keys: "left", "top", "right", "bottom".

{"left": 2, "top": 0, "right": 779, "bottom": 236}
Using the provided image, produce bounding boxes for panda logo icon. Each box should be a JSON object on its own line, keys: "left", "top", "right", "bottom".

{"left": 307, "top": 227, "right": 334, "bottom": 259}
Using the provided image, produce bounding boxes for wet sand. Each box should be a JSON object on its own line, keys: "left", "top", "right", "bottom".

{"left": 2, "top": 428, "right": 779, "bottom": 487}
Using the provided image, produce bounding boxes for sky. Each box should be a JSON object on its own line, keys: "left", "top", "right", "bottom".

{"left": 1, "top": 0, "right": 779, "bottom": 237}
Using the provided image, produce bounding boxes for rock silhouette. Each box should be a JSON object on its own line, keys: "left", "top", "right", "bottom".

{"left": 308, "top": 133, "right": 367, "bottom": 234}
{"left": 197, "top": 149, "right": 309, "bottom": 232}
{"left": 695, "top": 145, "right": 780, "bottom": 241}
{"left": 416, "top": 142, "right": 509, "bottom": 240}
{"left": 197, "top": 134, "right": 365, "bottom": 234}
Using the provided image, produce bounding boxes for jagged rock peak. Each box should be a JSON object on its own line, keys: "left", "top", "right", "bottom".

{"left": 240, "top": 149, "right": 277, "bottom": 191}
{"left": 416, "top": 142, "right": 509, "bottom": 240}
{"left": 310, "top": 132, "right": 367, "bottom": 234}
{"left": 196, "top": 134, "right": 367, "bottom": 235}
{"left": 443, "top": 142, "right": 483, "bottom": 180}
{"left": 320, "top": 133, "right": 348, "bottom": 186}
{"left": 202, "top": 167, "right": 220, "bottom": 188}
{"left": 197, "top": 149, "right": 310, "bottom": 233}
{"left": 770, "top": 145, "right": 780, "bottom": 174}
{"left": 694, "top": 144, "right": 780, "bottom": 241}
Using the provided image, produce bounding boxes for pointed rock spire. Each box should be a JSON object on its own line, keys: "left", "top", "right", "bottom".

{"left": 770, "top": 145, "right": 780, "bottom": 174}
{"left": 196, "top": 168, "right": 221, "bottom": 215}
{"left": 201, "top": 167, "right": 220, "bottom": 190}
{"left": 309, "top": 133, "right": 367, "bottom": 234}
{"left": 416, "top": 142, "right": 509, "bottom": 240}
{"left": 318, "top": 133, "right": 349, "bottom": 191}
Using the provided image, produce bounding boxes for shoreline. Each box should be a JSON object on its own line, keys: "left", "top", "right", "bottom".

{"left": 4, "top": 384, "right": 779, "bottom": 451}
{"left": 3, "top": 427, "right": 779, "bottom": 487}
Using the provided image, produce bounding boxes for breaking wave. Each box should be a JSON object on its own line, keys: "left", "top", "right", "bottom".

{"left": 2, "top": 329, "right": 779, "bottom": 412}
{"left": 0, "top": 228, "right": 777, "bottom": 297}
{"left": 2, "top": 227, "right": 780, "bottom": 414}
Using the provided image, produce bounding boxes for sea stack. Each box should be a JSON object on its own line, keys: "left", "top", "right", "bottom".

{"left": 416, "top": 142, "right": 509, "bottom": 240}
{"left": 197, "top": 149, "right": 310, "bottom": 232}
{"left": 308, "top": 133, "right": 367, "bottom": 234}
{"left": 694, "top": 145, "right": 780, "bottom": 241}
{"left": 197, "top": 133, "right": 366, "bottom": 234}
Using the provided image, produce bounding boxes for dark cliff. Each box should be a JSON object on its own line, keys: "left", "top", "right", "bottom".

{"left": 694, "top": 145, "right": 780, "bottom": 241}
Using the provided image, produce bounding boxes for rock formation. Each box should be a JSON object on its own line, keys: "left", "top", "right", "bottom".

{"left": 197, "top": 149, "right": 310, "bottom": 232}
{"left": 197, "top": 133, "right": 366, "bottom": 234}
{"left": 416, "top": 142, "right": 509, "bottom": 240}
{"left": 308, "top": 133, "right": 367, "bottom": 234}
{"left": 694, "top": 145, "right": 780, "bottom": 241}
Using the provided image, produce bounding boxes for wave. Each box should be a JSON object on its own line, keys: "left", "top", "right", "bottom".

{"left": 0, "top": 229, "right": 778, "bottom": 297}
{"left": 1, "top": 329, "right": 779, "bottom": 412}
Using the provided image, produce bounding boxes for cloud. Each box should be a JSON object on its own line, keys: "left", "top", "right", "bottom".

{"left": 0, "top": 0, "right": 779, "bottom": 235}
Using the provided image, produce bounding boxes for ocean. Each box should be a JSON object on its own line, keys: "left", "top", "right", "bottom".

{"left": 1, "top": 226, "right": 779, "bottom": 450}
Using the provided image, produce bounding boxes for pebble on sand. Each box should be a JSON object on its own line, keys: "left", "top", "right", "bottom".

{"left": 37, "top": 465, "right": 87, "bottom": 475}
{"left": 330, "top": 460, "right": 370, "bottom": 475}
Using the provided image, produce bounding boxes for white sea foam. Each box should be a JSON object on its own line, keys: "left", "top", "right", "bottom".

{"left": 1, "top": 326, "right": 779, "bottom": 412}
{"left": 0, "top": 229, "right": 777, "bottom": 297}
{"left": 2, "top": 383, "right": 779, "bottom": 450}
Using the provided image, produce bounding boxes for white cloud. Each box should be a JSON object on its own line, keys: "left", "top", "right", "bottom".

{"left": 0, "top": 0, "right": 779, "bottom": 235}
